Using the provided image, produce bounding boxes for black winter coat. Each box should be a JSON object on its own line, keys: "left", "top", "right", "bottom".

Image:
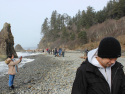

{"left": 55, "top": 48, "right": 57, "bottom": 52}
{"left": 71, "top": 59, "right": 125, "bottom": 94}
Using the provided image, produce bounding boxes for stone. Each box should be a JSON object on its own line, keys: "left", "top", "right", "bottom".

{"left": 0, "top": 22, "right": 18, "bottom": 60}
{"left": 10, "top": 90, "right": 15, "bottom": 94}
{"left": 15, "top": 44, "right": 25, "bottom": 52}
{"left": 28, "top": 85, "right": 32, "bottom": 89}
{"left": 24, "top": 79, "right": 31, "bottom": 84}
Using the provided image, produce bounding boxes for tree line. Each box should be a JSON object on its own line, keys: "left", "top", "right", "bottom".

{"left": 41, "top": 0, "right": 125, "bottom": 45}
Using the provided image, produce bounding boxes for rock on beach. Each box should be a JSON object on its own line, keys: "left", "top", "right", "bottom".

{"left": 0, "top": 51, "right": 125, "bottom": 94}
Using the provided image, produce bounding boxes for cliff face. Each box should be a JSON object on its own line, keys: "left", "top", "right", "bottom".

{"left": 38, "top": 17, "right": 125, "bottom": 50}
{"left": 15, "top": 44, "right": 25, "bottom": 52}
{"left": 0, "top": 22, "right": 18, "bottom": 60}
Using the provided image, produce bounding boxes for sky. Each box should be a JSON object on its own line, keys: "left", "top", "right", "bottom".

{"left": 0, "top": 0, "right": 110, "bottom": 49}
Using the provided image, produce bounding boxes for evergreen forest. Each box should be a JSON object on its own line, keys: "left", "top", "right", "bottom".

{"left": 38, "top": 0, "right": 125, "bottom": 50}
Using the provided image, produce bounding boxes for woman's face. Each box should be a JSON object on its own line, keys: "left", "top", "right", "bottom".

{"left": 11, "top": 54, "right": 14, "bottom": 59}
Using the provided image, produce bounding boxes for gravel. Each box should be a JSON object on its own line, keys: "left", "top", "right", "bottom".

{"left": 0, "top": 52, "right": 125, "bottom": 94}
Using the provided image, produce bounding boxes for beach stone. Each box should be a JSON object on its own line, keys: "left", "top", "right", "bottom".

{"left": 1, "top": 52, "right": 125, "bottom": 94}
{"left": 37, "top": 72, "right": 40, "bottom": 74}
{"left": 28, "top": 85, "right": 32, "bottom": 89}
{"left": 31, "top": 87, "right": 35, "bottom": 90}
{"left": 23, "top": 66, "right": 26, "bottom": 68}
{"left": 24, "top": 79, "right": 31, "bottom": 84}
{"left": 10, "top": 90, "right": 15, "bottom": 94}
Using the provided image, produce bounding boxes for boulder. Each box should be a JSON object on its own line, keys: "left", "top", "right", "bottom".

{"left": 15, "top": 44, "right": 25, "bottom": 52}
{"left": 0, "top": 22, "right": 18, "bottom": 60}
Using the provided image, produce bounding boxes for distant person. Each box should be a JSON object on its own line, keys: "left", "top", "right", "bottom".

{"left": 43, "top": 49, "right": 44, "bottom": 52}
{"left": 5, "top": 53, "right": 22, "bottom": 90}
{"left": 55, "top": 47, "right": 57, "bottom": 57}
{"left": 72, "top": 37, "right": 125, "bottom": 94}
{"left": 46, "top": 48, "right": 48, "bottom": 53}
{"left": 53, "top": 49, "right": 55, "bottom": 55}
{"left": 62, "top": 46, "right": 65, "bottom": 57}
{"left": 50, "top": 49, "right": 52, "bottom": 54}
{"left": 48, "top": 49, "right": 50, "bottom": 54}
{"left": 85, "top": 49, "right": 89, "bottom": 56}
{"left": 59, "top": 48, "right": 62, "bottom": 56}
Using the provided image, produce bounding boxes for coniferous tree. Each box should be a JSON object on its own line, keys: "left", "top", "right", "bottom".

{"left": 70, "top": 33, "right": 75, "bottom": 40}
{"left": 51, "top": 10, "right": 57, "bottom": 29}
{"left": 85, "top": 6, "right": 95, "bottom": 28}
{"left": 80, "top": 10, "right": 86, "bottom": 27}
{"left": 76, "top": 10, "right": 82, "bottom": 32}
{"left": 56, "top": 14, "right": 62, "bottom": 30}
{"left": 106, "top": 0, "right": 114, "bottom": 19}
{"left": 62, "top": 26, "right": 69, "bottom": 40}
{"left": 41, "top": 18, "right": 49, "bottom": 35}
{"left": 112, "top": 0, "right": 125, "bottom": 19}
{"left": 78, "top": 31, "right": 87, "bottom": 43}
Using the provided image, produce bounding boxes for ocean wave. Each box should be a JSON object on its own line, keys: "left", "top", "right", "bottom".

{"left": 0, "top": 52, "right": 43, "bottom": 77}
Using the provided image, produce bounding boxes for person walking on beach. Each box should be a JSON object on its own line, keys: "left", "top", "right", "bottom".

{"left": 5, "top": 53, "right": 22, "bottom": 90}
{"left": 85, "top": 48, "right": 89, "bottom": 56}
{"left": 50, "top": 49, "right": 52, "bottom": 54}
{"left": 53, "top": 49, "right": 55, "bottom": 55}
{"left": 59, "top": 48, "right": 62, "bottom": 56}
{"left": 62, "top": 46, "right": 65, "bottom": 57}
{"left": 55, "top": 47, "right": 57, "bottom": 57}
{"left": 72, "top": 37, "right": 125, "bottom": 94}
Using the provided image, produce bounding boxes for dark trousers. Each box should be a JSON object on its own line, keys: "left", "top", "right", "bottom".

{"left": 55, "top": 52, "right": 57, "bottom": 57}
{"left": 62, "top": 52, "right": 65, "bottom": 57}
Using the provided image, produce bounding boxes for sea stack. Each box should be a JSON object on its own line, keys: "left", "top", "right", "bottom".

{"left": 0, "top": 22, "right": 18, "bottom": 60}
{"left": 15, "top": 44, "right": 25, "bottom": 52}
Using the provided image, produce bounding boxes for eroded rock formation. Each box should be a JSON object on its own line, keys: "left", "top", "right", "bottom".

{"left": 0, "top": 22, "right": 18, "bottom": 60}
{"left": 15, "top": 44, "right": 25, "bottom": 52}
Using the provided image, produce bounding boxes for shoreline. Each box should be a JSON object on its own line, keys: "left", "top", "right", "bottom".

{"left": 0, "top": 53, "right": 70, "bottom": 93}
{"left": 0, "top": 52, "right": 125, "bottom": 93}
{"left": 0, "top": 52, "right": 84, "bottom": 94}
{"left": 0, "top": 54, "right": 37, "bottom": 78}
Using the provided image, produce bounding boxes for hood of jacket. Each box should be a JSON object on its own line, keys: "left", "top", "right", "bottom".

{"left": 88, "top": 48, "right": 102, "bottom": 68}
{"left": 5, "top": 58, "right": 12, "bottom": 64}
{"left": 88, "top": 48, "right": 115, "bottom": 68}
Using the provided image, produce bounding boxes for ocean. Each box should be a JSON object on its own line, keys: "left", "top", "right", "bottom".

{"left": 0, "top": 52, "right": 44, "bottom": 77}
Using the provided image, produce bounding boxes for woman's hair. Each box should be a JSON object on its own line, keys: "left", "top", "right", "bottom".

{"left": 8, "top": 53, "right": 13, "bottom": 58}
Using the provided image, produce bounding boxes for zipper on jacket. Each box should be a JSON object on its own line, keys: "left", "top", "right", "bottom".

{"left": 105, "top": 68, "right": 108, "bottom": 81}
{"left": 105, "top": 68, "right": 111, "bottom": 94}
{"left": 111, "top": 65, "right": 123, "bottom": 94}
{"left": 112, "top": 65, "right": 123, "bottom": 85}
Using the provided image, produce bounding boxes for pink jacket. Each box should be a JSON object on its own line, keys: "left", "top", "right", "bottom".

{"left": 5, "top": 58, "right": 21, "bottom": 75}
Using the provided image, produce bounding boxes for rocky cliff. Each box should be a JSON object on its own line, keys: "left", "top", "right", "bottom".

{"left": 0, "top": 22, "right": 18, "bottom": 60}
{"left": 15, "top": 44, "right": 25, "bottom": 52}
{"left": 38, "top": 17, "right": 125, "bottom": 51}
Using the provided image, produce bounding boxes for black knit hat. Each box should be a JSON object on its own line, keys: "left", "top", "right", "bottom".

{"left": 98, "top": 37, "right": 121, "bottom": 58}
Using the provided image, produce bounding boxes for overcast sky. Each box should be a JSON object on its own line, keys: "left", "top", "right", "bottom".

{"left": 0, "top": 0, "right": 110, "bottom": 49}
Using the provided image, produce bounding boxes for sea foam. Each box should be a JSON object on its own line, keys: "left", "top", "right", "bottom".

{"left": 0, "top": 52, "right": 44, "bottom": 77}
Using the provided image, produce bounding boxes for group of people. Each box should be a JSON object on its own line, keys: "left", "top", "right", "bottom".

{"left": 46, "top": 47, "right": 65, "bottom": 57}
{"left": 54, "top": 47, "right": 65, "bottom": 57}
{"left": 4, "top": 37, "right": 125, "bottom": 94}
{"left": 46, "top": 48, "right": 53, "bottom": 54}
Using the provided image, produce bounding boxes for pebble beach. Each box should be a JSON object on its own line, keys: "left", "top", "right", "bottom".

{"left": 0, "top": 51, "right": 125, "bottom": 94}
